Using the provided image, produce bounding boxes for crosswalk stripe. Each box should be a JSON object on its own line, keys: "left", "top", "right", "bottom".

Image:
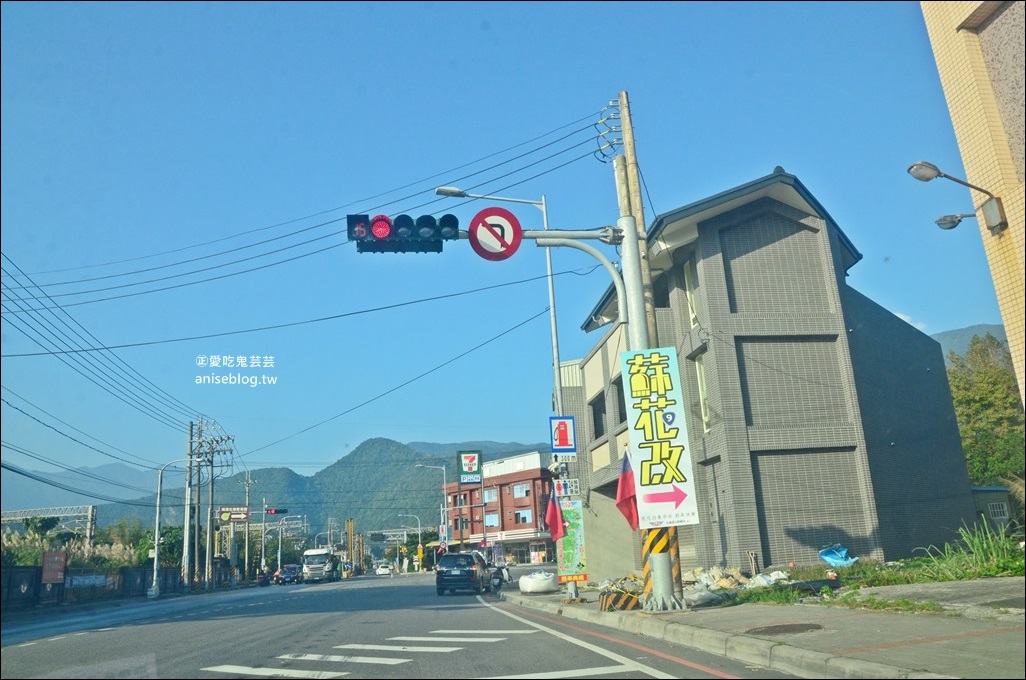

{"left": 336, "top": 644, "right": 462, "bottom": 652}
{"left": 278, "top": 653, "right": 408, "bottom": 666}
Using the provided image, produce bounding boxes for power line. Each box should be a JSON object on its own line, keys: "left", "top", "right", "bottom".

{"left": 2, "top": 266, "right": 597, "bottom": 357}
{"left": 2, "top": 113, "right": 608, "bottom": 308}
{"left": 1, "top": 256, "right": 199, "bottom": 423}
{"left": 13, "top": 110, "right": 607, "bottom": 278}
{"left": 240, "top": 309, "right": 549, "bottom": 457}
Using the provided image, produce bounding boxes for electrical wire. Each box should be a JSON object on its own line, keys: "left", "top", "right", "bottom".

{"left": 1, "top": 266, "right": 594, "bottom": 357}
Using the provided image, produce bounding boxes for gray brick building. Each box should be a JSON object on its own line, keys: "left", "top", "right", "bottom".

{"left": 563, "top": 167, "right": 977, "bottom": 580}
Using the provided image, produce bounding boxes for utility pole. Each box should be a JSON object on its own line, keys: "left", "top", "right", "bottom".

{"left": 193, "top": 421, "right": 203, "bottom": 588}
{"left": 205, "top": 428, "right": 214, "bottom": 591}
{"left": 182, "top": 421, "right": 194, "bottom": 590}
{"left": 241, "top": 471, "right": 255, "bottom": 580}
{"left": 261, "top": 498, "right": 267, "bottom": 571}
{"left": 618, "top": 90, "right": 657, "bottom": 346}
{"left": 615, "top": 90, "right": 684, "bottom": 609}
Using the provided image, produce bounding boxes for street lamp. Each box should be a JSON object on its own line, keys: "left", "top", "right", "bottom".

{"left": 415, "top": 463, "right": 448, "bottom": 534}
{"left": 435, "top": 185, "right": 563, "bottom": 415}
{"left": 907, "top": 161, "right": 1008, "bottom": 235}
{"left": 149, "top": 458, "right": 189, "bottom": 598}
{"left": 934, "top": 213, "right": 978, "bottom": 230}
{"left": 276, "top": 516, "right": 292, "bottom": 571}
{"left": 398, "top": 513, "right": 422, "bottom": 571}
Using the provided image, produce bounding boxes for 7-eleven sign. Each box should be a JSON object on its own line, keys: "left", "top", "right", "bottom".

{"left": 458, "top": 450, "right": 482, "bottom": 484}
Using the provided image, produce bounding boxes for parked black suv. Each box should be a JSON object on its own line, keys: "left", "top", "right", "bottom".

{"left": 435, "top": 551, "right": 489, "bottom": 595}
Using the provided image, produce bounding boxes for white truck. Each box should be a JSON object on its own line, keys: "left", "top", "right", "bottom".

{"left": 301, "top": 548, "right": 339, "bottom": 583}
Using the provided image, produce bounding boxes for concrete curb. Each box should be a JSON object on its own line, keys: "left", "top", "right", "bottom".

{"left": 501, "top": 593, "right": 957, "bottom": 680}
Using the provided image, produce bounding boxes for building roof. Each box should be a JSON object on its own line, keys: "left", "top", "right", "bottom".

{"left": 581, "top": 166, "right": 863, "bottom": 332}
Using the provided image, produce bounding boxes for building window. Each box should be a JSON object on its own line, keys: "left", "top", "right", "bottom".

{"left": 695, "top": 352, "right": 711, "bottom": 432}
{"left": 454, "top": 517, "right": 469, "bottom": 531}
{"left": 514, "top": 509, "right": 533, "bottom": 525}
{"left": 684, "top": 256, "right": 699, "bottom": 329}
{"left": 484, "top": 513, "right": 500, "bottom": 528}
{"left": 611, "top": 375, "right": 627, "bottom": 425}
{"left": 590, "top": 392, "right": 606, "bottom": 438}
{"left": 484, "top": 488, "right": 498, "bottom": 503}
{"left": 513, "top": 483, "right": 530, "bottom": 499}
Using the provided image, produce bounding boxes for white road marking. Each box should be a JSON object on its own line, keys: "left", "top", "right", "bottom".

{"left": 335, "top": 643, "right": 462, "bottom": 652}
{"left": 278, "top": 653, "right": 408, "bottom": 666}
{"left": 390, "top": 636, "right": 504, "bottom": 642}
{"left": 201, "top": 665, "right": 347, "bottom": 678}
{"left": 432, "top": 629, "right": 538, "bottom": 634}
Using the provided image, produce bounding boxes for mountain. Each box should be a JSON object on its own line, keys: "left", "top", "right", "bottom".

{"left": 2, "top": 439, "right": 549, "bottom": 540}
{"left": 406, "top": 441, "right": 549, "bottom": 457}
{"left": 931, "top": 324, "right": 1006, "bottom": 363}
{"left": 0, "top": 462, "right": 159, "bottom": 511}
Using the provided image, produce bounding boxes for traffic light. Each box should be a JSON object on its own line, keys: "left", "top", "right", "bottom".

{"left": 347, "top": 213, "right": 459, "bottom": 253}
{"left": 266, "top": 508, "right": 288, "bottom": 515}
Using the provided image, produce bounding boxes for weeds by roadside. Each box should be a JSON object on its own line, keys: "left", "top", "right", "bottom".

{"left": 730, "top": 522, "right": 1024, "bottom": 613}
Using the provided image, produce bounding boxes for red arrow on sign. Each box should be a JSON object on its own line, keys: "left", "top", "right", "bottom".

{"left": 642, "top": 485, "right": 688, "bottom": 509}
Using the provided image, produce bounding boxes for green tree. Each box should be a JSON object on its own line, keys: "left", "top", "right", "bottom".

{"left": 96, "top": 517, "right": 148, "bottom": 548}
{"left": 947, "top": 333, "right": 1025, "bottom": 486}
{"left": 22, "top": 516, "right": 60, "bottom": 538}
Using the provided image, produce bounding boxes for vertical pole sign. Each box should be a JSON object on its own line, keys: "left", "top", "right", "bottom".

{"left": 619, "top": 348, "right": 700, "bottom": 528}
{"left": 457, "top": 451, "right": 482, "bottom": 551}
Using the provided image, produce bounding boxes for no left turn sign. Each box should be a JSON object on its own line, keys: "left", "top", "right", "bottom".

{"left": 468, "top": 207, "right": 522, "bottom": 261}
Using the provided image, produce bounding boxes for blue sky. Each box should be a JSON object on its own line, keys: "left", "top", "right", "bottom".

{"left": 1, "top": 2, "right": 1002, "bottom": 488}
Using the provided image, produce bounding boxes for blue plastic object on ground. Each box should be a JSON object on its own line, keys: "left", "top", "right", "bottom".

{"left": 818, "top": 544, "right": 859, "bottom": 567}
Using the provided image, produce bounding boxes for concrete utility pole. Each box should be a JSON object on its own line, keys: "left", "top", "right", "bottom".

{"left": 193, "top": 421, "right": 202, "bottom": 588}
{"left": 261, "top": 498, "right": 267, "bottom": 571}
{"left": 615, "top": 90, "right": 684, "bottom": 610}
{"left": 618, "top": 90, "right": 657, "bottom": 346}
{"left": 206, "top": 430, "right": 214, "bottom": 591}
{"left": 182, "top": 421, "right": 194, "bottom": 590}
{"left": 241, "top": 471, "right": 255, "bottom": 580}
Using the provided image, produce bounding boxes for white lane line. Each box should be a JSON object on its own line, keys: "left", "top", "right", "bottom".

{"left": 278, "top": 653, "right": 408, "bottom": 666}
{"left": 336, "top": 644, "right": 463, "bottom": 652}
{"left": 482, "top": 599, "right": 677, "bottom": 680}
{"left": 390, "top": 636, "right": 504, "bottom": 642}
{"left": 201, "top": 665, "right": 347, "bottom": 678}
{"left": 432, "top": 629, "right": 537, "bottom": 634}
{"left": 479, "top": 665, "right": 635, "bottom": 679}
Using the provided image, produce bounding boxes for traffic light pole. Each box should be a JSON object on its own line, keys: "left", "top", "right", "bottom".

{"left": 525, "top": 220, "right": 681, "bottom": 611}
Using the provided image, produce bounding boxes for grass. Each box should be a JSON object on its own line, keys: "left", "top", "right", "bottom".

{"left": 730, "top": 522, "right": 1024, "bottom": 613}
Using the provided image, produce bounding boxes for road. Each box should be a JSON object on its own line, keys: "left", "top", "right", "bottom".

{"left": 1, "top": 571, "right": 797, "bottom": 679}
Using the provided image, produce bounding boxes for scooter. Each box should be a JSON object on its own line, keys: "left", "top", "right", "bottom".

{"left": 491, "top": 563, "right": 512, "bottom": 592}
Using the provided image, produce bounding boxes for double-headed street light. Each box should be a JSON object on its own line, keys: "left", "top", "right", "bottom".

{"left": 435, "top": 186, "right": 563, "bottom": 415}
{"left": 907, "top": 160, "right": 1008, "bottom": 235}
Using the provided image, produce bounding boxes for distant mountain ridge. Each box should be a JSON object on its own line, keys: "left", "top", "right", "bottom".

{"left": 2, "top": 322, "right": 1005, "bottom": 525}
{"left": 930, "top": 324, "right": 1006, "bottom": 363}
{"left": 1, "top": 439, "right": 549, "bottom": 535}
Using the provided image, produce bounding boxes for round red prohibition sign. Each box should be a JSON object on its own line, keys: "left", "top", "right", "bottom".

{"left": 468, "top": 207, "right": 523, "bottom": 261}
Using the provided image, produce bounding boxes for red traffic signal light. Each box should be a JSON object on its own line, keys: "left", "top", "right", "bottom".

{"left": 370, "top": 214, "right": 393, "bottom": 239}
{"left": 266, "top": 508, "right": 288, "bottom": 515}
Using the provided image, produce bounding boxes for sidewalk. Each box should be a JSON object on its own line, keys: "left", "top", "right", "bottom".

{"left": 499, "top": 576, "right": 1025, "bottom": 679}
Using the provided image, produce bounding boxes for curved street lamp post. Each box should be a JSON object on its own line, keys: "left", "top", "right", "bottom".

{"left": 149, "top": 459, "right": 190, "bottom": 598}
{"left": 398, "top": 513, "right": 422, "bottom": 570}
